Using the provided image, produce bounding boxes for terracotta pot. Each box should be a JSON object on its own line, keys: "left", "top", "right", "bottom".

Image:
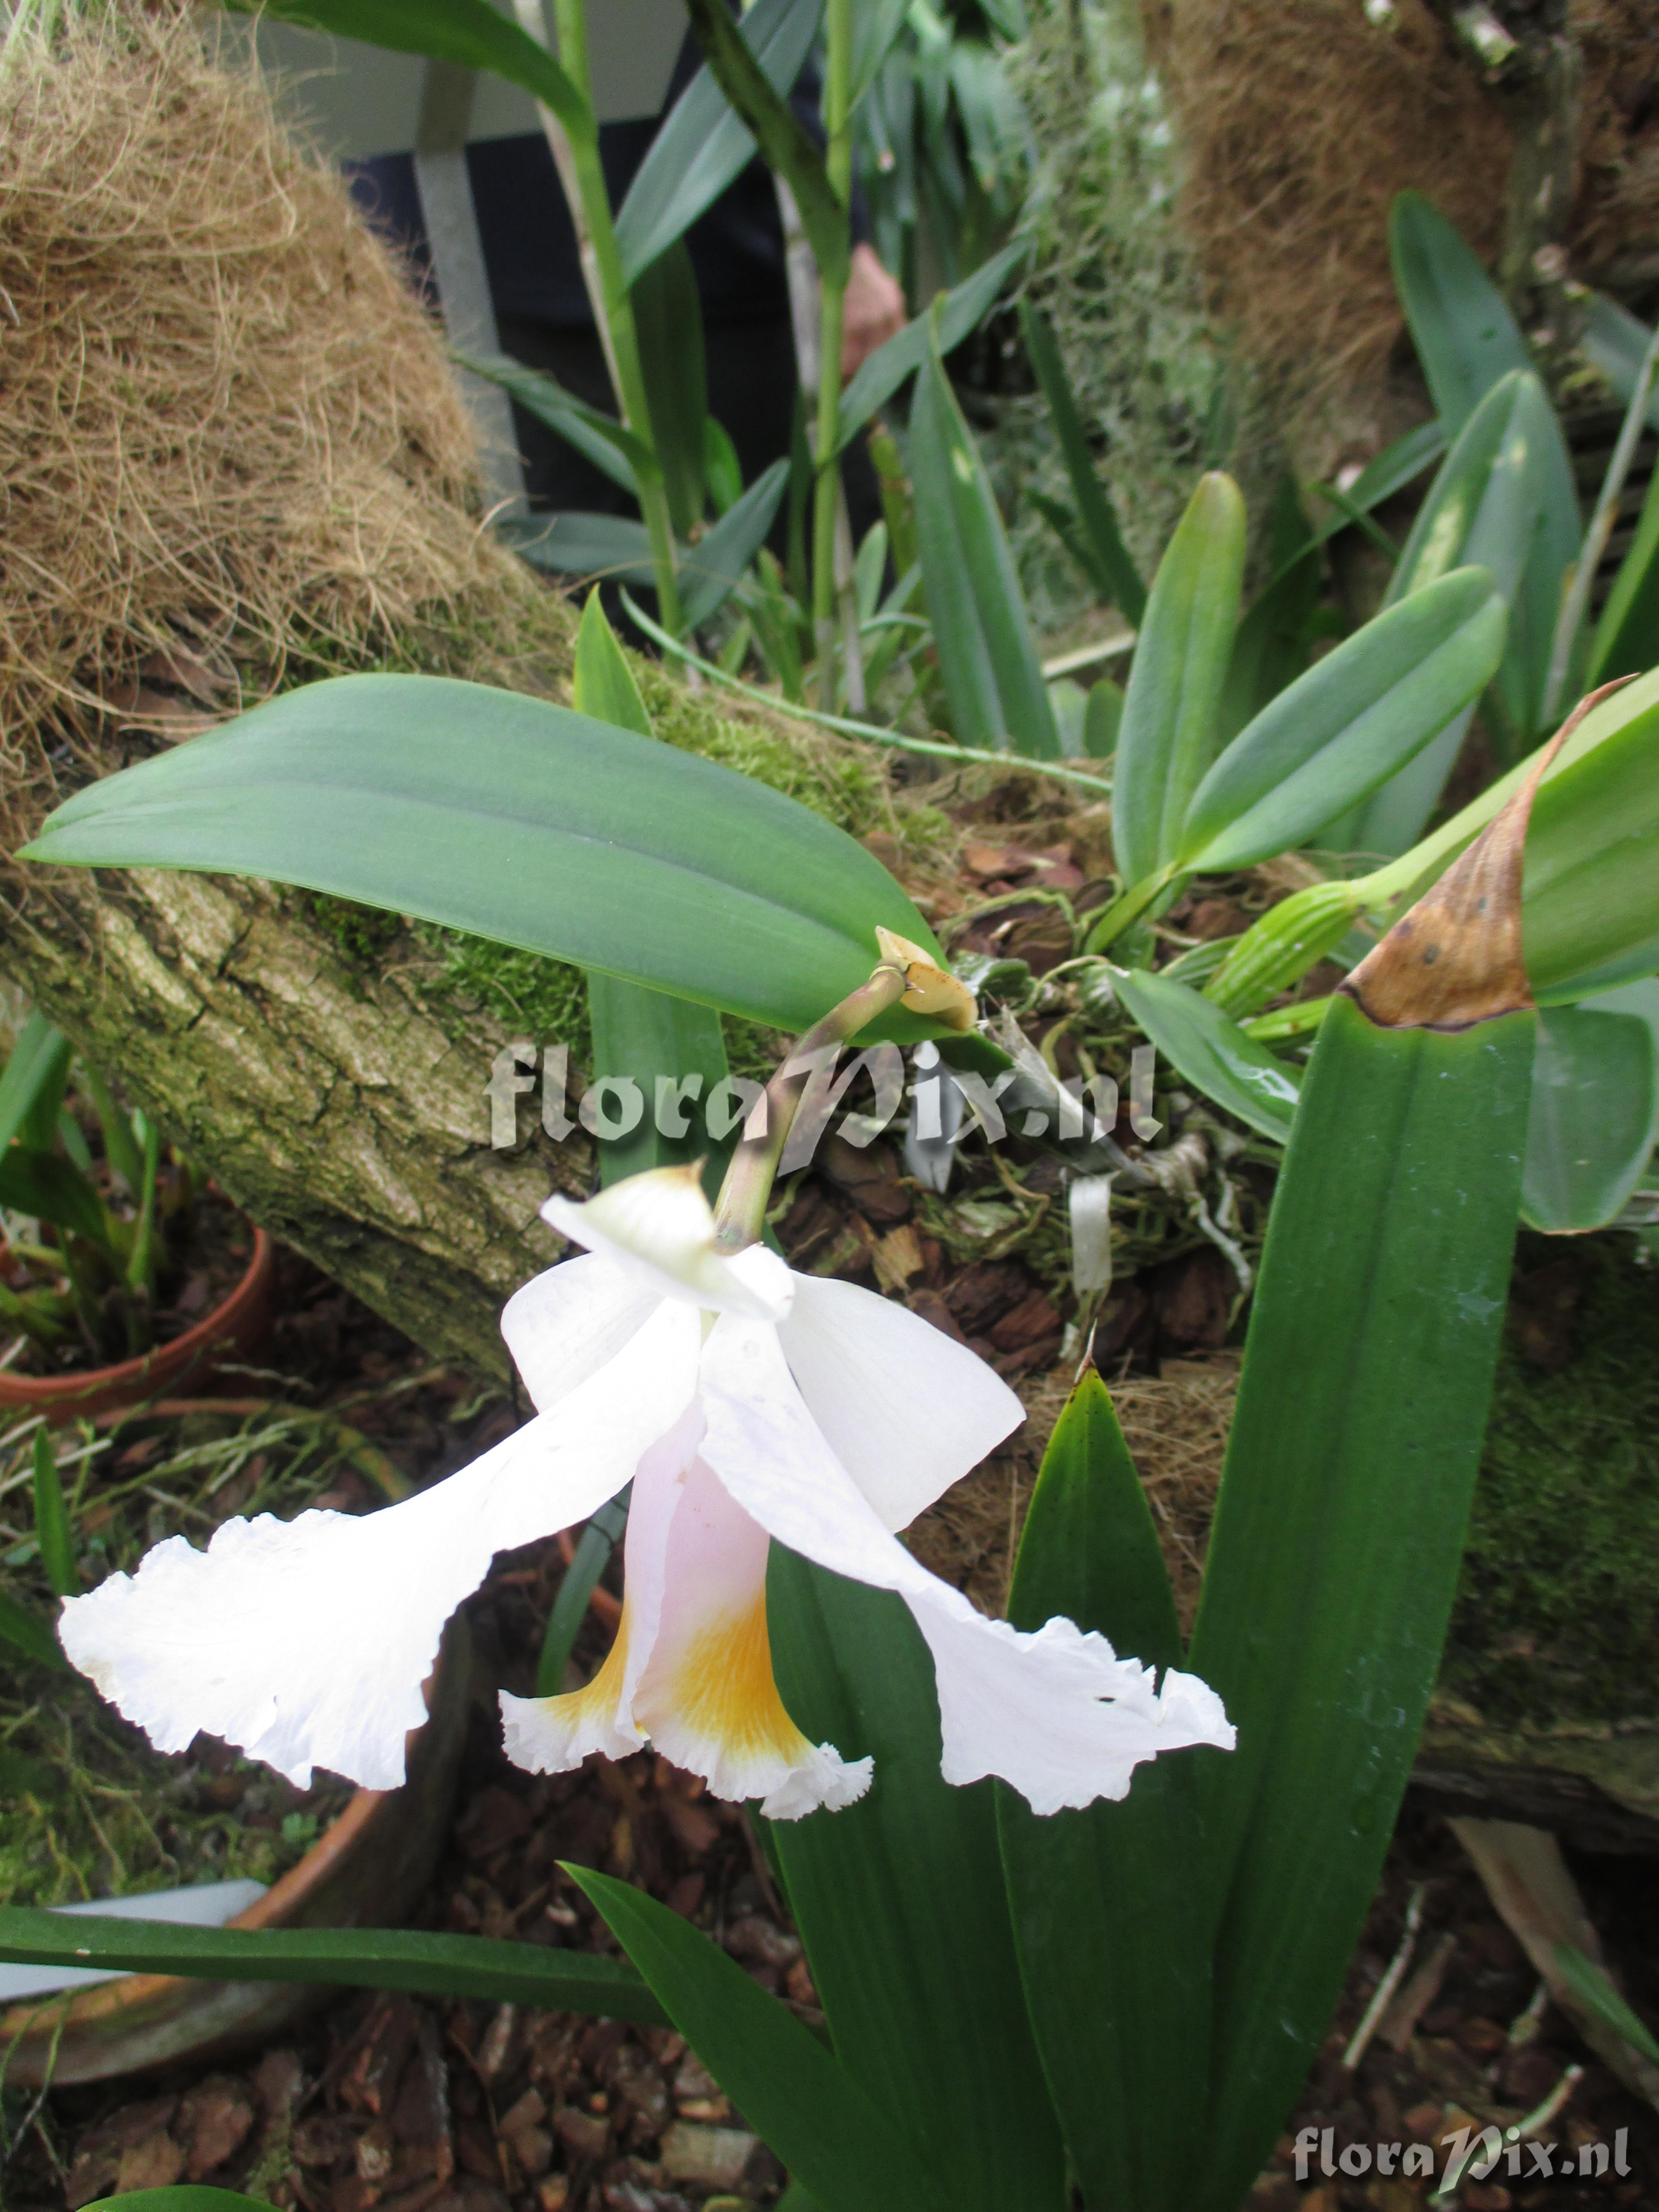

{"left": 0, "top": 1224, "right": 276, "bottom": 1425}
{"left": 0, "top": 1620, "right": 470, "bottom": 2086}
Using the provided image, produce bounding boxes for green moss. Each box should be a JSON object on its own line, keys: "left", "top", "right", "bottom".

{"left": 1443, "top": 1237, "right": 1659, "bottom": 1728}
{"left": 303, "top": 892, "right": 403, "bottom": 967}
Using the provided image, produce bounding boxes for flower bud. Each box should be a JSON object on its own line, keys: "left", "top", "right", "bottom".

{"left": 876, "top": 926, "right": 977, "bottom": 1031}
{"left": 1204, "top": 881, "right": 1362, "bottom": 1020}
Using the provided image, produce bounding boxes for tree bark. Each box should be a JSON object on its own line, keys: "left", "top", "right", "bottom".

{"left": 1, "top": 864, "right": 589, "bottom": 1382}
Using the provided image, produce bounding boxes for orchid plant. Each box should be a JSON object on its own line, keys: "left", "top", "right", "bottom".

{"left": 11, "top": 552, "right": 1659, "bottom": 2206}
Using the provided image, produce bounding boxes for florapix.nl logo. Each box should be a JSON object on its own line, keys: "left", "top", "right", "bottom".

{"left": 1294, "top": 2121, "right": 1633, "bottom": 2191}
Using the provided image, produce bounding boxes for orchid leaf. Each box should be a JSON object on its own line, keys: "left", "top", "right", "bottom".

{"left": 1019, "top": 301, "right": 1145, "bottom": 623}
{"left": 681, "top": 0, "right": 850, "bottom": 287}
{"left": 21, "top": 675, "right": 951, "bottom": 1042}
{"left": 0, "top": 1905, "right": 665, "bottom": 2018}
{"left": 84, "top": 2193, "right": 276, "bottom": 2212}
{"left": 1111, "top": 473, "right": 1246, "bottom": 886}
{"left": 1108, "top": 967, "right": 1300, "bottom": 1144}
{"left": 0, "top": 1593, "right": 66, "bottom": 1673}
{"left": 0, "top": 1144, "right": 113, "bottom": 1254}
{"left": 908, "top": 321, "right": 1060, "bottom": 758}
{"left": 568, "top": 1862, "right": 936, "bottom": 2212}
{"left": 634, "top": 242, "right": 709, "bottom": 537}
{"left": 997, "top": 1371, "right": 1209, "bottom": 2212}
{"left": 1522, "top": 989, "right": 1659, "bottom": 1232}
{"left": 1588, "top": 455, "right": 1659, "bottom": 688}
{"left": 499, "top": 510, "right": 658, "bottom": 588}
{"left": 218, "top": 0, "right": 587, "bottom": 137}
{"left": 615, "top": 0, "right": 823, "bottom": 288}
{"left": 681, "top": 460, "right": 791, "bottom": 628}
{"left": 1183, "top": 566, "right": 1506, "bottom": 871}
{"left": 0, "top": 1011, "right": 74, "bottom": 1157}
{"left": 765, "top": 1552, "right": 1067, "bottom": 2212}
{"left": 835, "top": 239, "right": 1029, "bottom": 455}
{"left": 1390, "top": 190, "right": 1530, "bottom": 434}
{"left": 457, "top": 352, "right": 648, "bottom": 495}
{"left": 1189, "top": 984, "right": 1533, "bottom": 2210}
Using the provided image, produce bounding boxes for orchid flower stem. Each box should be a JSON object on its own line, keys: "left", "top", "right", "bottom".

{"left": 534, "top": 0, "right": 684, "bottom": 636}
{"left": 810, "top": 0, "right": 854, "bottom": 707}
{"left": 712, "top": 959, "right": 909, "bottom": 1250}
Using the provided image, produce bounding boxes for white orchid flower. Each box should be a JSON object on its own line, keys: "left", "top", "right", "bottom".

{"left": 59, "top": 1165, "right": 1232, "bottom": 1819}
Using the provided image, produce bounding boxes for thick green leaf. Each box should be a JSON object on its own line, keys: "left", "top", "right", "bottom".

{"left": 681, "top": 459, "right": 791, "bottom": 628}
{"left": 1182, "top": 568, "right": 1505, "bottom": 872}
{"left": 0, "top": 1905, "right": 665, "bottom": 2018}
{"left": 1020, "top": 302, "right": 1145, "bottom": 623}
{"left": 85, "top": 2193, "right": 275, "bottom": 2212}
{"left": 997, "top": 1373, "right": 1210, "bottom": 2212}
{"left": 20, "top": 675, "right": 947, "bottom": 1041}
{"left": 1084, "top": 677, "right": 1123, "bottom": 759}
{"left": 0, "top": 1143, "right": 112, "bottom": 1251}
{"left": 1588, "top": 454, "right": 1659, "bottom": 687}
{"left": 765, "top": 1552, "right": 1067, "bottom": 2212}
{"left": 572, "top": 590, "right": 654, "bottom": 738}
{"left": 1348, "top": 372, "right": 1554, "bottom": 855}
{"left": 457, "top": 351, "right": 649, "bottom": 494}
{"left": 1109, "top": 967, "right": 1299, "bottom": 1143}
{"left": 220, "top": 0, "right": 586, "bottom": 136}
{"left": 0, "top": 1592, "right": 67, "bottom": 1672}
{"left": 1218, "top": 476, "right": 1323, "bottom": 743}
{"left": 835, "top": 238, "right": 1029, "bottom": 454}
{"left": 908, "top": 328, "right": 1060, "bottom": 758}
{"left": 1189, "top": 992, "right": 1532, "bottom": 2211}
{"left": 682, "top": 0, "right": 850, "bottom": 288}
{"left": 568, "top": 1862, "right": 935, "bottom": 2212}
{"left": 1310, "top": 422, "right": 1447, "bottom": 545}
{"left": 615, "top": 0, "right": 823, "bottom": 287}
{"left": 1522, "top": 987, "right": 1659, "bottom": 1231}
{"left": 0, "top": 1010, "right": 73, "bottom": 1157}
{"left": 634, "top": 242, "right": 708, "bottom": 537}
{"left": 500, "top": 510, "right": 657, "bottom": 587}
{"left": 1111, "top": 473, "right": 1246, "bottom": 886}
{"left": 1390, "top": 190, "right": 1530, "bottom": 435}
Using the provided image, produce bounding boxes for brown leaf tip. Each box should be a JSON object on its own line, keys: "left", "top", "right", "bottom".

{"left": 1341, "top": 679, "right": 1632, "bottom": 1033}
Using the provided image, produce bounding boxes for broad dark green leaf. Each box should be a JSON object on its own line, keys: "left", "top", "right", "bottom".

{"left": 1390, "top": 190, "right": 1530, "bottom": 435}
{"left": 908, "top": 328, "right": 1060, "bottom": 758}
{"left": 220, "top": 0, "right": 585, "bottom": 135}
{"left": 0, "top": 1143, "right": 112, "bottom": 1251}
{"left": 457, "top": 351, "right": 649, "bottom": 494}
{"left": 1020, "top": 302, "right": 1145, "bottom": 624}
{"left": 835, "top": 239, "right": 1028, "bottom": 454}
{"left": 766, "top": 1552, "right": 1066, "bottom": 2212}
{"left": 1188, "top": 992, "right": 1532, "bottom": 2212}
{"left": 0, "top": 1011, "right": 73, "bottom": 1157}
{"left": 682, "top": 0, "right": 850, "bottom": 287}
{"left": 1218, "top": 476, "right": 1323, "bottom": 743}
{"left": 568, "top": 1863, "right": 935, "bottom": 2212}
{"left": 0, "top": 1592, "right": 67, "bottom": 1672}
{"left": 635, "top": 242, "right": 708, "bottom": 536}
{"left": 1109, "top": 967, "right": 1299, "bottom": 1143}
{"left": 33, "top": 1429, "right": 77, "bottom": 1599}
{"left": 615, "top": 0, "right": 823, "bottom": 288}
{"left": 681, "top": 459, "right": 791, "bottom": 628}
{"left": 0, "top": 1906, "right": 665, "bottom": 2018}
{"left": 21, "top": 675, "right": 948, "bottom": 1042}
{"left": 1588, "top": 456, "right": 1659, "bottom": 688}
{"left": 534, "top": 1491, "right": 628, "bottom": 1697}
{"left": 1182, "top": 568, "right": 1505, "bottom": 872}
{"left": 1111, "top": 473, "right": 1245, "bottom": 887}
{"left": 499, "top": 510, "right": 657, "bottom": 587}
{"left": 997, "top": 1373, "right": 1211, "bottom": 2212}
{"left": 1521, "top": 989, "right": 1659, "bottom": 1231}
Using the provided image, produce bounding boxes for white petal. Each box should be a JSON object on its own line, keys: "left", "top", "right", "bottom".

{"left": 499, "top": 1395, "right": 703, "bottom": 1774}
{"left": 776, "top": 1275, "right": 1025, "bottom": 1530}
{"left": 60, "top": 1300, "right": 704, "bottom": 1791}
{"left": 697, "top": 1319, "right": 1235, "bottom": 1816}
{"left": 543, "top": 1164, "right": 793, "bottom": 1320}
{"left": 501, "top": 1251, "right": 661, "bottom": 1411}
{"left": 630, "top": 1453, "right": 870, "bottom": 1818}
